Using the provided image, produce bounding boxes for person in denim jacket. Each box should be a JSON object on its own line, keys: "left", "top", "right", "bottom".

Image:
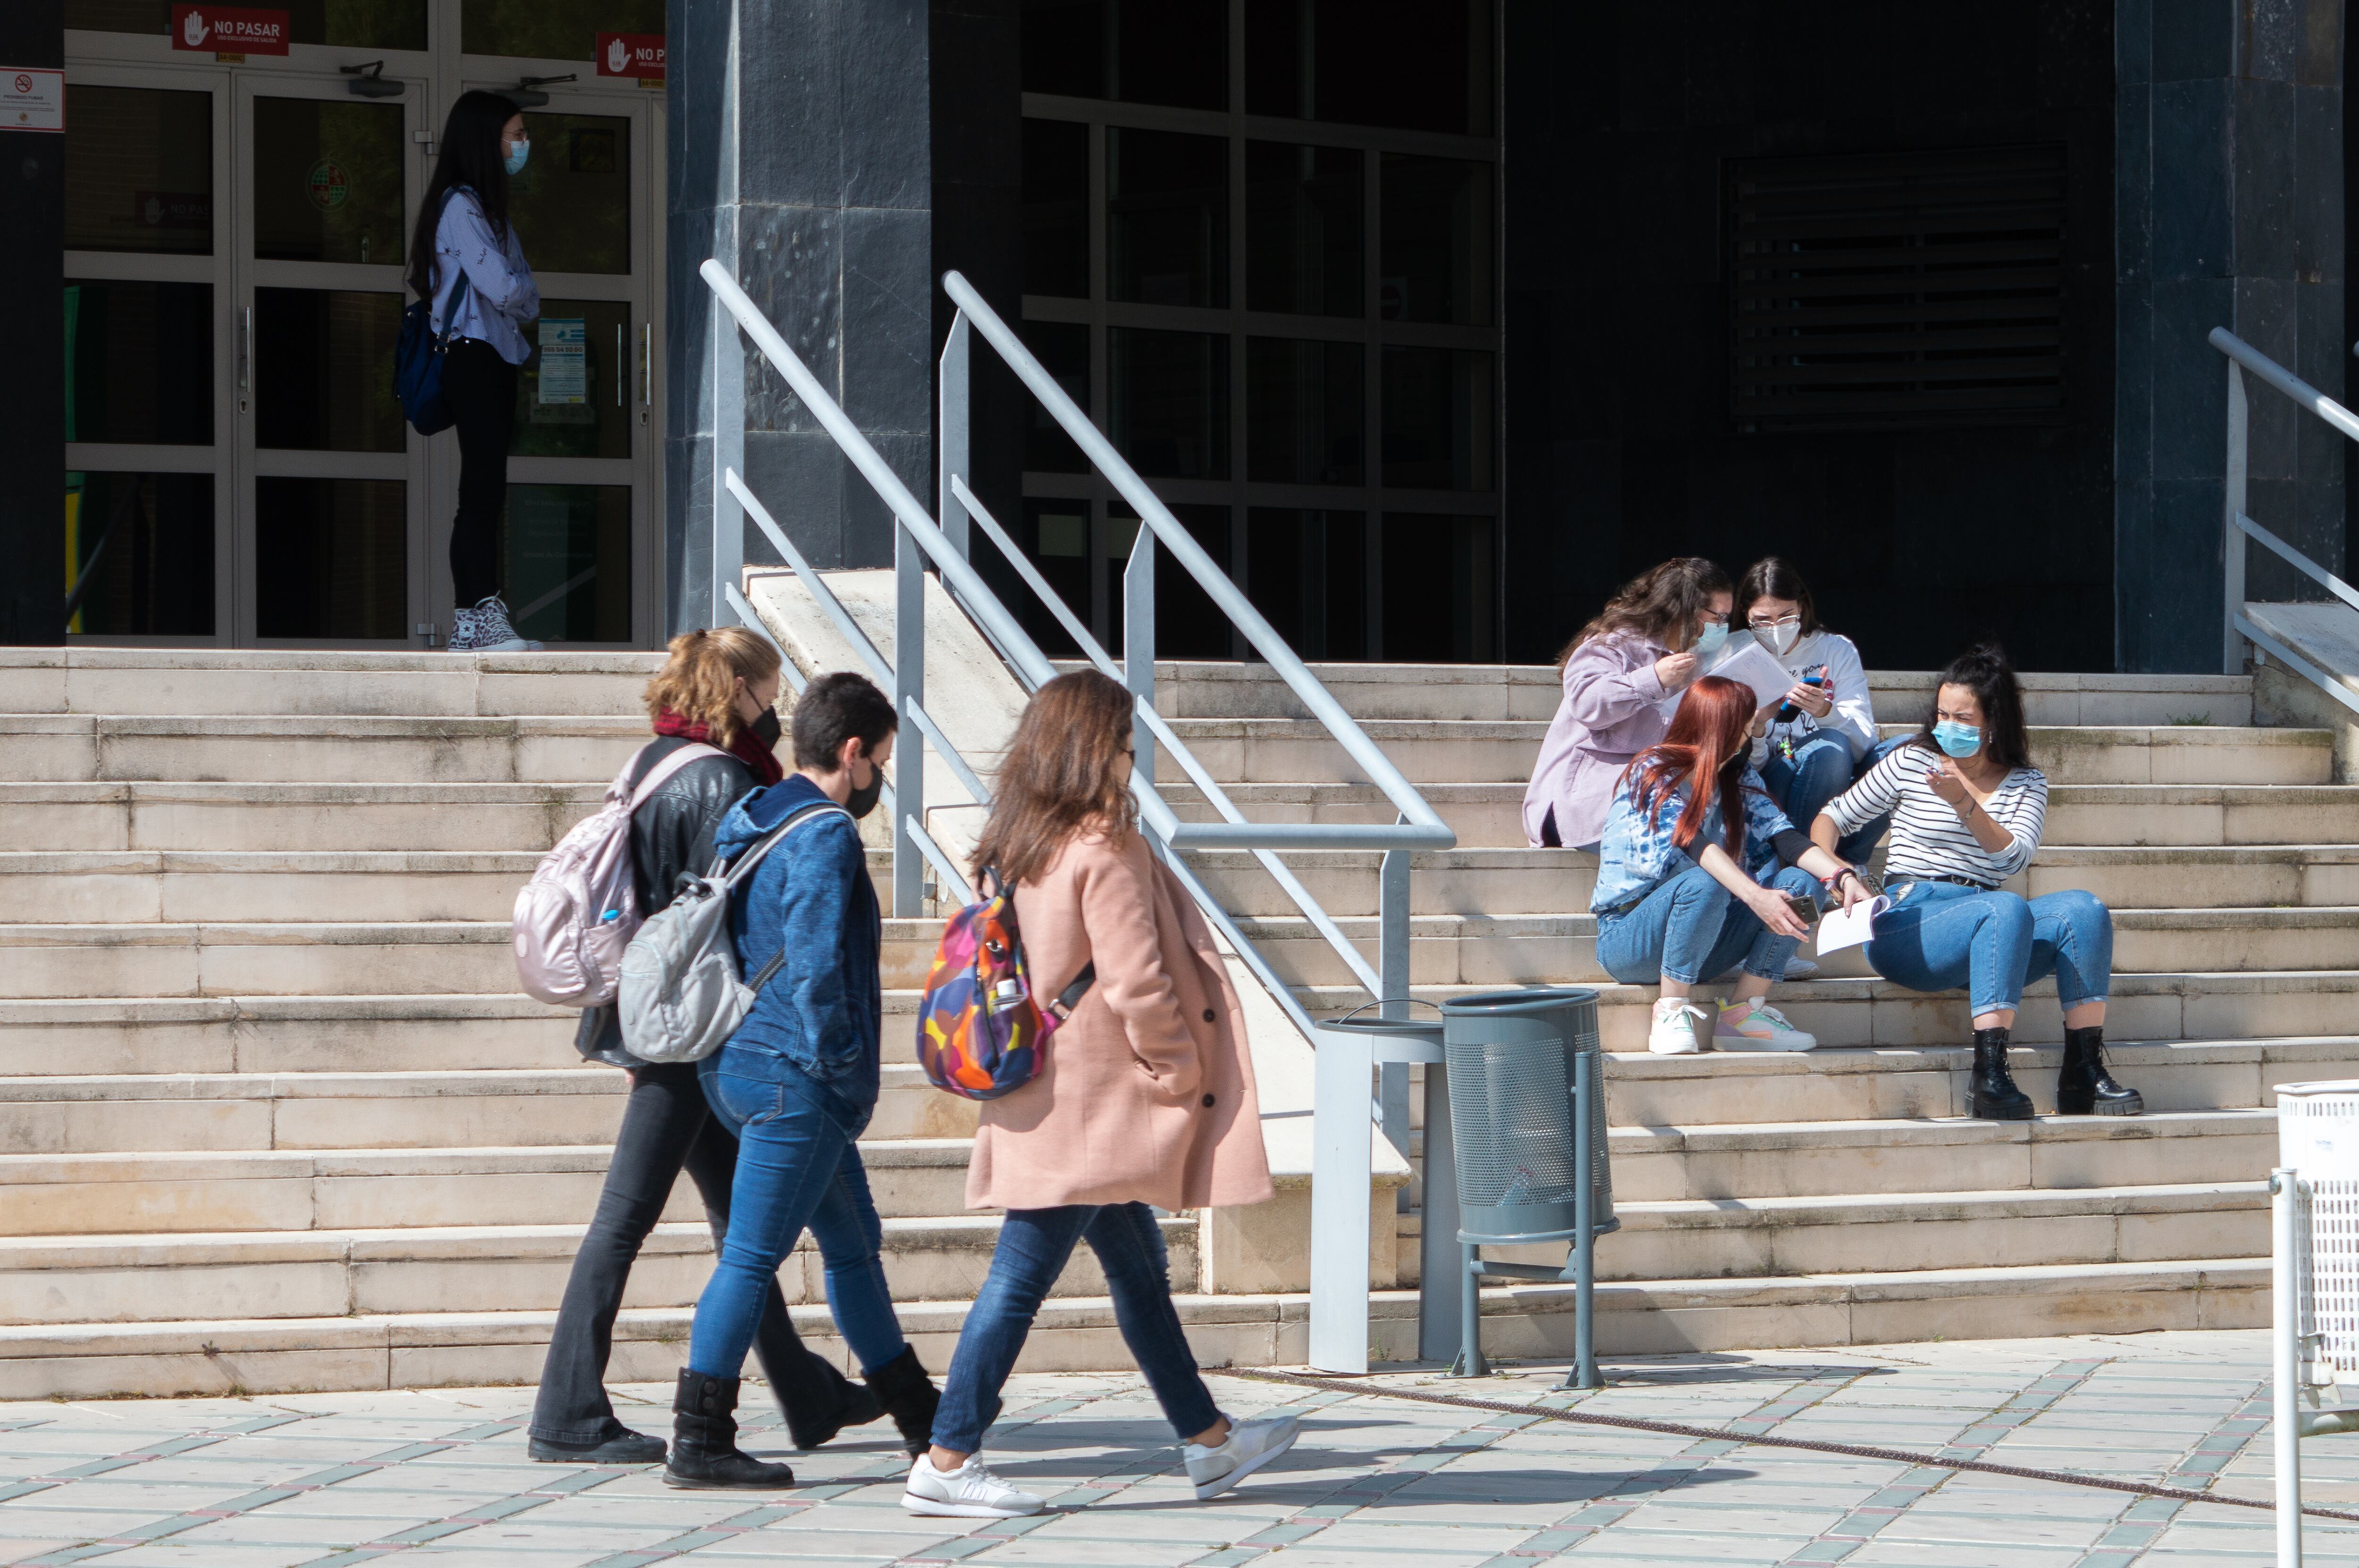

{"left": 1593, "top": 676, "right": 1870, "bottom": 1055}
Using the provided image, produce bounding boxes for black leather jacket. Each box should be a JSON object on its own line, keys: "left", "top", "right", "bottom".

{"left": 573, "top": 736, "right": 759, "bottom": 1067}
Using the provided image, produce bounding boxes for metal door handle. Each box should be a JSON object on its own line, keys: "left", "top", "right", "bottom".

{"left": 641, "top": 322, "right": 652, "bottom": 405}
{"left": 239, "top": 306, "right": 252, "bottom": 400}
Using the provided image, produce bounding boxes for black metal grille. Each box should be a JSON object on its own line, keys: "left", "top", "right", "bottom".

{"left": 1728, "top": 144, "right": 2067, "bottom": 433}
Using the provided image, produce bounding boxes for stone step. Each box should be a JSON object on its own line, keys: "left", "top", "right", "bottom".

{"left": 0, "top": 650, "right": 666, "bottom": 718}
{"left": 0, "top": 716, "right": 647, "bottom": 785}
{"left": 0, "top": 1256, "right": 2267, "bottom": 1398}
{"left": 0, "top": 922, "right": 521, "bottom": 999}
{"left": 0, "top": 1212, "right": 1198, "bottom": 1327}
{"left": 1158, "top": 719, "right": 2331, "bottom": 788}
{"left": 0, "top": 783, "right": 610, "bottom": 852}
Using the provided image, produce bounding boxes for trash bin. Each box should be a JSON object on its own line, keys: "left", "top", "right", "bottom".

{"left": 2277, "top": 1081, "right": 2359, "bottom": 1411}
{"left": 1439, "top": 986, "right": 1615, "bottom": 1387}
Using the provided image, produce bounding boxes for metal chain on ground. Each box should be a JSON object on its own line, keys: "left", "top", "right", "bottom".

{"left": 1223, "top": 1367, "right": 2359, "bottom": 1524}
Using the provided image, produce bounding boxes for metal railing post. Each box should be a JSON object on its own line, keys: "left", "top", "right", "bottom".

{"left": 894, "top": 519, "right": 925, "bottom": 918}
{"left": 938, "top": 312, "right": 971, "bottom": 562}
{"left": 1566, "top": 1049, "right": 1601, "bottom": 1391}
{"left": 710, "top": 297, "right": 745, "bottom": 631}
{"left": 1125, "top": 525, "right": 1155, "bottom": 783}
{"left": 2226, "top": 358, "right": 2249, "bottom": 676}
{"left": 1379, "top": 829, "right": 1412, "bottom": 1181}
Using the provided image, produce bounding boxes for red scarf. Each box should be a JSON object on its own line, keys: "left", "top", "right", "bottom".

{"left": 652, "top": 709, "right": 784, "bottom": 787}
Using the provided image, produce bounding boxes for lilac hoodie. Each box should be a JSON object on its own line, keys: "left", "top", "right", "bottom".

{"left": 1521, "top": 632, "right": 1673, "bottom": 851}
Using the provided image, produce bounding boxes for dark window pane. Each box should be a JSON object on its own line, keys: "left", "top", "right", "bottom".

{"left": 66, "top": 471, "right": 215, "bottom": 636}
{"left": 1381, "top": 347, "right": 1493, "bottom": 491}
{"left": 255, "top": 478, "right": 407, "bottom": 639}
{"left": 1381, "top": 155, "right": 1493, "bottom": 325}
{"left": 1246, "top": 338, "right": 1363, "bottom": 485}
{"left": 65, "top": 281, "right": 213, "bottom": 447}
{"left": 252, "top": 98, "right": 406, "bottom": 266}
{"left": 504, "top": 484, "right": 631, "bottom": 644}
{"left": 67, "top": 0, "right": 427, "bottom": 47}
{"left": 65, "top": 85, "right": 212, "bottom": 256}
{"left": 1246, "top": 142, "right": 1361, "bottom": 317}
{"left": 1380, "top": 513, "right": 1495, "bottom": 661}
{"left": 1109, "top": 503, "right": 1231, "bottom": 659}
{"left": 255, "top": 289, "right": 406, "bottom": 453}
{"left": 506, "top": 114, "right": 632, "bottom": 276}
{"left": 1247, "top": 508, "right": 1364, "bottom": 660}
{"left": 462, "top": 0, "right": 665, "bottom": 59}
{"left": 1021, "top": 0, "right": 1104, "bottom": 97}
{"left": 1108, "top": 129, "right": 1227, "bottom": 308}
{"left": 1245, "top": 0, "right": 1495, "bottom": 135}
{"left": 511, "top": 300, "right": 633, "bottom": 459}
{"left": 1110, "top": 328, "right": 1228, "bottom": 479}
{"left": 1018, "top": 321, "right": 1090, "bottom": 473}
{"left": 1113, "top": 0, "right": 1225, "bottom": 110}
{"left": 1021, "top": 119, "right": 1089, "bottom": 299}
{"left": 1021, "top": 498, "right": 1091, "bottom": 656}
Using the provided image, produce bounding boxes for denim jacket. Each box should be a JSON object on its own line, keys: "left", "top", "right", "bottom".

{"left": 703, "top": 775, "right": 882, "bottom": 1113}
{"left": 1589, "top": 764, "right": 1794, "bottom": 916}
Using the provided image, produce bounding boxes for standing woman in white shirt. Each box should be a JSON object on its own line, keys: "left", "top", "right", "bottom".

{"left": 405, "top": 91, "right": 543, "bottom": 652}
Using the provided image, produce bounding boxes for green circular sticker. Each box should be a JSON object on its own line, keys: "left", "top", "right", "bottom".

{"left": 307, "top": 160, "right": 349, "bottom": 211}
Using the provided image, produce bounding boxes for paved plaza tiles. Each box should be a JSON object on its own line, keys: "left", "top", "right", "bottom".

{"left": 4, "top": 1329, "right": 2357, "bottom": 1566}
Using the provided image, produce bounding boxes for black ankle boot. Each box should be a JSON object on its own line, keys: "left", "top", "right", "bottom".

{"left": 1969, "top": 1027, "right": 2034, "bottom": 1120}
{"left": 2056, "top": 1026, "right": 2143, "bottom": 1116}
{"left": 777, "top": 1351, "right": 884, "bottom": 1451}
{"left": 862, "top": 1345, "right": 940, "bottom": 1458}
{"left": 662, "top": 1370, "right": 795, "bottom": 1490}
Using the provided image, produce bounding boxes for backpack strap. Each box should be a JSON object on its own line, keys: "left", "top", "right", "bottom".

{"left": 432, "top": 188, "right": 475, "bottom": 341}
{"left": 1046, "top": 962, "right": 1095, "bottom": 1021}
{"left": 729, "top": 799, "right": 857, "bottom": 994}
{"left": 624, "top": 740, "right": 726, "bottom": 811}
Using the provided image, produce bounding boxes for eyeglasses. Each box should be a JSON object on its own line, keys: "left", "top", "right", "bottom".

{"left": 1748, "top": 613, "right": 1801, "bottom": 630}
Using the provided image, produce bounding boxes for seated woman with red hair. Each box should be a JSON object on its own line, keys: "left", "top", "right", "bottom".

{"left": 1591, "top": 676, "right": 1871, "bottom": 1056}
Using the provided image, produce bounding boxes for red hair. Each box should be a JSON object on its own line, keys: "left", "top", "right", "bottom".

{"left": 1622, "top": 676, "right": 1760, "bottom": 858}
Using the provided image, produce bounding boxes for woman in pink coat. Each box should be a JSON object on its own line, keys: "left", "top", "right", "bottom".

{"left": 901, "top": 670, "right": 1298, "bottom": 1520}
{"left": 1522, "top": 558, "right": 1734, "bottom": 852}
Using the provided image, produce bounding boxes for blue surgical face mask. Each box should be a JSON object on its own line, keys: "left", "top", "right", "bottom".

{"left": 1932, "top": 719, "right": 1983, "bottom": 759}
{"left": 1690, "top": 619, "right": 1729, "bottom": 657}
{"left": 504, "top": 137, "right": 530, "bottom": 176}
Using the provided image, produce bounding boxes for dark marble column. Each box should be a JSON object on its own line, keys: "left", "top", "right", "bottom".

{"left": 668, "top": 0, "right": 933, "bottom": 634}
{"left": 0, "top": 0, "right": 66, "bottom": 644}
{"left": 2118, "top": 0, "right": 2345, "bottom": 672}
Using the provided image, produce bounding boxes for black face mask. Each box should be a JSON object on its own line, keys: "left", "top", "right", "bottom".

{"left": 750, "top": 706, "right": 781, "bottom": 748}
{"left": 844, "top": 755, "right": 884, "bottom": 820}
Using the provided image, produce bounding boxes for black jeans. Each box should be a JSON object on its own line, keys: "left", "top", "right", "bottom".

{"left": 530, "top": 1062, "right": 844, "bottom": 1445}
{"left": 440, "top": 337, "right": 513, "bottom": 608}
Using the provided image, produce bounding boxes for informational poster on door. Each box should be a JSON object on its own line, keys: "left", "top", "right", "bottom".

{"left": 538, "top": 318, "right": 587, "bottom": 404}
{"left": 2, "top": 69, "right": 65, "bottom": 133}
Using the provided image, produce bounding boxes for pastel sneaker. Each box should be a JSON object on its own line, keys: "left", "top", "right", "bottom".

{"left": 1647, "top": 997, "right": 1709, "bottom": 1055}
{"left": 1715, "top": 998, "right": 1817, "bottom": 1051}
{"left": 1183, "top": 1410, "right": 1301, "bottom": 1501}
{"left": 900, "top": 1453, "right": 1045, "bottom": 1518}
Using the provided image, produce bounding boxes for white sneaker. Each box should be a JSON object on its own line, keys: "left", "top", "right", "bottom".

{"left": 447, "top": 595, "right": 543, "bottom": 653}
{"left": 1183, "top": 1410, "right": 1300, "bottom": 1501}
{"left": 900, "top": 1452, "right": 1045, "bottom": 1518}
{"left": 1715, "top": 997, "right": 1818, "bottom": 1051}
{"left": 1647, "top": 997, "right": 1709, "bottom": 1055}
{"left": 1782, "top": 957, "right": 1820, "bottom": 981}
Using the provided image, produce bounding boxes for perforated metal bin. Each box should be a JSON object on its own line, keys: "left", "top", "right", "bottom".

{"left": 1441, "top": 986, "right": 1615, "bottom": 1245}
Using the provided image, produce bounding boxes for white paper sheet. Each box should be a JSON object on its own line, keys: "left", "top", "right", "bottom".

{"left": 1702, "top": 640, "right": 1799, "bottom": 709}
{"left": 1814, "top": 894, "right": 1892, "bottom": 956}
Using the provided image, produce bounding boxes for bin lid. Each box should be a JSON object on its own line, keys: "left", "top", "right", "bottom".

{"left": 2276, "top": 1080, "right": 2359, "bottom": 1102}
{"left": 1440, "top": 986, "right": 1600, "bottom": 1018}
{"left": 1314, "top": 1001, "right": 1445, "bottom": 1043}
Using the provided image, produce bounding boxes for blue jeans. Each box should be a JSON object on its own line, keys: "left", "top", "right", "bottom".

{"left": 931, "top": 1203, "right": 1221, "bottom": 1452}
{"left": 1596, "top": 863, "right": 1822, "bottom": 986}
{"left": 1863, "top": 883, "right": 2114, "bottom": 1018}
{"left": 687, "top": 1064, "right": 907, "bottom": 1379}
{"left": 1762, "top": 734, "right": 1908, "bottom": 863}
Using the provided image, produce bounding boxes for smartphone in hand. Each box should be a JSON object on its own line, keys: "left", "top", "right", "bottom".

{"left": 1776, "top": 665, "right": 1829, "bottom": 725}
{"left": 1783, "top": 892, "right": 1821, "bottom": 927}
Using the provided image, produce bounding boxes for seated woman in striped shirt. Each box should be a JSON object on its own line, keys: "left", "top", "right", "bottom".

{"left": 1812, "top": 644, "right": 2142, "bottom": 1121}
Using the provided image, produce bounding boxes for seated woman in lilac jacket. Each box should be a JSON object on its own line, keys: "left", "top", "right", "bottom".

{"left": 1522, "top": 558, "right": 1733, "bottom": 852}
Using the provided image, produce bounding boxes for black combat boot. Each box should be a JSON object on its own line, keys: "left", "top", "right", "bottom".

{"left": 662, "top": 1370, "right": 796, "bottom": 1490}
{"left": 776, "top": 1351, "right": 885, "bottom": 1451}
{"left": 863, "top": 1345, "right": 942, "bottom": 1458}
{"left": 2055, "top": 1026, "right": 2143, "bottom": 1116}
{"left": 1969, "top": 1026, "right": 2034, "bottom": 1120}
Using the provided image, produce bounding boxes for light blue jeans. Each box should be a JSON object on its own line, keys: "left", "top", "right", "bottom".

{"left": 1761, "top": 734, "right": 1908, "bottom": 863}
{"left": 1596, "top": 862, "right": 1823, "bottom": 986}
{"left": 1863, "top": 882, "right": 2113, "bottom": 1017}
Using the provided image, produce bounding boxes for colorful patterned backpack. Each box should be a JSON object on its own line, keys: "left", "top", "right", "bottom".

{"left": 916, "top": 870, "right": 1095, "bottom": 1101}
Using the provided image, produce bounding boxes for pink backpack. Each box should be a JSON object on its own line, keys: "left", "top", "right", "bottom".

{"left": 512, "top": 741, "right": 722, "bottom": 1006}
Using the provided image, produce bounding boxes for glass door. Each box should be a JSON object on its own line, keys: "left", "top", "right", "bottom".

{"left": 234, "top": 69, "right": 428, "bottom": 644}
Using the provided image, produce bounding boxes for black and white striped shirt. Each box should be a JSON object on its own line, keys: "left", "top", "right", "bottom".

{"left": 1823, "top": 742, "right": 2046, "bottom": 887}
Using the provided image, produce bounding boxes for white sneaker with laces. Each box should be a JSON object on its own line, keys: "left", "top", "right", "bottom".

{"left": 1647, "top": 997, "right": 1709, "bottom": 1055}
{"left": 1782, "top": 956, "right": 1820, "bottom": 981}
{"left": 1183, "top": 1410, "right": 1300, "bottom": 1501}
{"left": 900, "top": 1453, "right": 1045, "bottom": 1518}
{"left": 447, "top": 595, "right": 544, "bottom": 653}
{"left": 1715, "top": 997, "right": 1818, "bottom": 1051}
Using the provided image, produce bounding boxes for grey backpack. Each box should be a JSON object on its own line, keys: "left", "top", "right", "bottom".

{"left": 616, "top": 798, "right": 851, "bottom": 1064}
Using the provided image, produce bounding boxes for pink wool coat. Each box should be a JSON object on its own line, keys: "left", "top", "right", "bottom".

{"left": 964, "top": 828, "right": 1274, "bottom": 1213}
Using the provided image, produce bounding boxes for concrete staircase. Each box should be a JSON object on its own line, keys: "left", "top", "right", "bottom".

{"left": 0, "top": 648, "right": 2327, "bottom": 1394}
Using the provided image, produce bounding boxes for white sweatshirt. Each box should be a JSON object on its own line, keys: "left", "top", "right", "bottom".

{"left": 1725, "top": 626, "right": 1876, "bottom": 765}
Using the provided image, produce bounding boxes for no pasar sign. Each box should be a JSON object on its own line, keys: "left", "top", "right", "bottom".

{"left": 172, "top": 6, "right": 290, "bottom": 55}
{"left": 596, "top": 33, "right": 664, "bottom": 78}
